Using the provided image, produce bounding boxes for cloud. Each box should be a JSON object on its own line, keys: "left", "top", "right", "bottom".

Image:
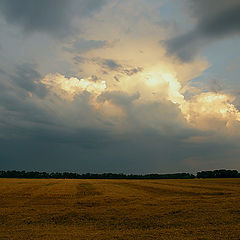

{"left": 96, "top": 58, "right": 143, "bottom": 77}
{"left": 73, "top": 56, "right": 86, "bottom": 64}
{"left": 1, "top": 66, "right": 240, "bottom": 172}
{"left": 0, "top": 0, "right": 108, "bottom": 37}
{"left": 98, "top": 91, "right": 140, "bottom": 108}
{"left": 41, "top": 73, "right": 106, "bottom": 101}
{"left": 63, "top": 39, "right": 108, "bottom": 54}
{"left": 0, "top": 73, "right": 199, "bottom": 173}
{"left": 0, "top": 0, "right": 240, "bottom": 172}
{"left": 9, "top": 63, "right": 47, "bottom": 98}
{"left": 181, "top": 92, "right": 240, "bottom": 131}
{"left": 0, "top": 67, "right": 5, "bottom": 75}
{"left": 101, "top": 59, "right": 122, "bottom": 71}
{"left": 164, "top": 0, "right": 240, "bottom": 61}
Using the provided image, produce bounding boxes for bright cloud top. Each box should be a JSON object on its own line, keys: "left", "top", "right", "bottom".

{"left": 41, "top": 73, "right": 106, "bottom": 101}
{"left": 40, "top": 68, "right": 240, "bottom": 134}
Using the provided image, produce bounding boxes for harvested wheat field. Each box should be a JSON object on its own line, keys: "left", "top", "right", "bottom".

{"left": 0, "top": 178, "right": 240, "bottom": 240}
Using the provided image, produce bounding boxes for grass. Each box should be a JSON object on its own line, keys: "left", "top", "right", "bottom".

{"left": 0, "top": 178, "right": 240, "bottom": 239}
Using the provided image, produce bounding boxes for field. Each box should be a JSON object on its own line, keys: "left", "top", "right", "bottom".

{"left": 0, "top": 178, "right": 240, "bottom": 240}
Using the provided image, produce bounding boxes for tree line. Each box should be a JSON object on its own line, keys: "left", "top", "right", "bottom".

{"left": 196, "top": 169, "right": 240, "bottom": 178}
{"left": 0, "top": 169, "right": 239, "bottom": 179}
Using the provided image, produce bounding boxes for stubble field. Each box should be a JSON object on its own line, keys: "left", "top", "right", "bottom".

{"left": 0, "top": 178, "right": 240, "bottom": 240}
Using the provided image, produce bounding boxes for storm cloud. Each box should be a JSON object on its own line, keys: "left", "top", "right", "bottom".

{"left": 165, "top": 0, "right": 240, "bottom": 61}
{"left": 9, "top": 63, "right": 47, "bottom": 98}
{"left": 0, "top": 0, "right": 107, "bottom": 37}
{"left": 0, "top": 0, "right": 240, "bottom": 173}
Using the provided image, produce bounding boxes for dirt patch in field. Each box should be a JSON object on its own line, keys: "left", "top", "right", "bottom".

{"left": 76, "top": 183, "right": 101, "bottom": 197}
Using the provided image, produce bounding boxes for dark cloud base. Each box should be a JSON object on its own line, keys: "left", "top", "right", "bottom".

{"left": 0, "top": 122, "right": 238, "bottom": 174}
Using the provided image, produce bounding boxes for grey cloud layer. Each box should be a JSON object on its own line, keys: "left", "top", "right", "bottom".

{"left": 0, "top": 0, "right": 107, "bottom": 37}
{"left": 0, "top": 63, "right": 203, "bottom": 173}
{"left": 10, "top": 64, "right": 47, "bottom": 98}
{"left": 63, "top": 39, "right": 108, "bottom": 54}
{"left": 0, "top": 63, "right": 239, "bottom": 172}
{"left": 164, "top": 0, "right": 240, "bottom": 61}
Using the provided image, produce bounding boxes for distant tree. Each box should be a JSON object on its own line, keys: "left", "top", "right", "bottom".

{"left": 197, "top": 169, "right": 240, "bottom": 178}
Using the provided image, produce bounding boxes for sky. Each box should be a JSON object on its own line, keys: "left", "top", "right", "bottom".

{"left": 0, "top": 0, "right": 240, "bottom": 174}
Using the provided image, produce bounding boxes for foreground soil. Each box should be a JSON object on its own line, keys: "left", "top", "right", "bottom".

{"left": 0, "top": 178, "right": 239, "bottom": 240}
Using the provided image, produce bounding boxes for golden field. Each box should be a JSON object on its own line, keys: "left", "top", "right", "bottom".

{"left": 0, "top": 178, "right": 240, "bottom": 240}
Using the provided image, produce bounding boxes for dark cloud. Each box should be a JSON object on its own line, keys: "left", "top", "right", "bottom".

{"left": 98, "top": 58, "right": 143, "bottom": 76}
{"left": 0, "top": 128, "right": 117, "bottom": 172}
{"left": 0, "top": 67, "right": 5, "bottom": 75}
{"left": 0, "top": 0, "right": 240, "bottom": 174}
{"left": 0, "top": 131, "right": 177, "bottom": 173}
{"left": 123, "top": 67, "right": 143, "bottom": 76}
{"left": 0, "top": 122, "right": 239, "bottom": 173}
{"left": 73, "top": 56, "right": 86, "bottom": 64}
{"left": 0, "top": 81, "right": 182, "bottom": 173}
{"left": 0, "top": 69, "right": 201, "bottom": 173}
{"left": 63, "top": 39, "right": 108, "bottom": 54}
{"left": 164, "top": 0, "right": 240, "bottom": 61}
{"left": 0, "top": 0, "right": 107, "bottom": 37}
{"left": 98, "top": 90, "right": 191, "bottom": 137}
{"left": 102, "top": 59, "right": 122, "bottom": 70}
{"left": 164, "top": 30, "right": 205, "bottom": 62}
{"left": 0, "top": 72, "right": 239, "bottom": 173}
{"left": 9, "top": 63, "right": 47, "bottom": 98}
{"left": 114, "top": 76, "right": 120, "bottom": 82}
